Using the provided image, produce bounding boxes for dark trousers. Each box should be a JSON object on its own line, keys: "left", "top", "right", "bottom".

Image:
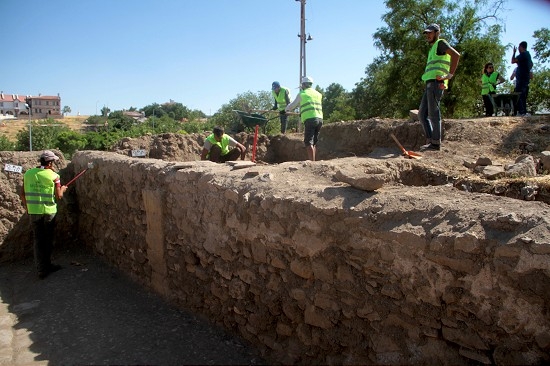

{"left": 482, "top": 93, "right": 495, "bottom": 116}
{"left": 208, "top": 145, "right": 241, "bottom": 163}
{"left": 30, "top": 213, "right": 56, "bottom": 273}
{"left": 279, "top": 113, "right": 288, "bottom": 134}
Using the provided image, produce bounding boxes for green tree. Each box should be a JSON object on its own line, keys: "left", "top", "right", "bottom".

{"left": 101, "top": 106, "right": 110, "bottom": 117}
{"left": 528, "top": 28, "right": 550, "bottom": 113}
{"left": 532, "top": 27, "right": 550, "bottom": 63}
{"left": 84, "top": 131, "right": 121, "bottom": 151}
{"left": 209, "top": 91, "right": 277, "bottom": 134}
{"left": 351, "top": 0, "right": 507, "bottom": 118}
{"left": 56, "top": 130, "right": 87, "bottom": 158}
{"left": 0, "top": 135, "right": 15, "bottom": 151}
{"left": 15, "top": 119, "right": 69, "bottom": 151}
{"left": 108, "top": 111, "right": 137, "bottom": 131}
{"left": 321, "top": 83, "right": 357, "bottom": 122}
{"left": 62, "top": 106, "right": 71, "bottom": 116}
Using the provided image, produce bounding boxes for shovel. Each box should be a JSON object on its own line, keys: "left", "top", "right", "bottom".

{"left": 390, "top": 133, "right": 422, "bottom": 160}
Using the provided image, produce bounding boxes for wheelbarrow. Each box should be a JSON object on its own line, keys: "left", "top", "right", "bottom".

{"left": 233, "top": 110, "right": 278, "bottom": 134}
{"left": 492, "top": 93, "right": 520, "bottom": 116}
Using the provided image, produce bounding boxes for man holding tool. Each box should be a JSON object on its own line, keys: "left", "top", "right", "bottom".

{"left": 286, "top": 76, "right": 323, "bottom": 161}
{"left": 418, "top": 23, "right": 460, "bottom": 151}
{"left": 20, "top": 150, "right": 67, "bottom": 279}
{"left": 271, "top": 81, "right": 291, "bottom": 134}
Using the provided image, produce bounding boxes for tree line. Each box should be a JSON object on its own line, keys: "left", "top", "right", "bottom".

{"left": 1, "top": 0, "right": 548, "bottom": 157}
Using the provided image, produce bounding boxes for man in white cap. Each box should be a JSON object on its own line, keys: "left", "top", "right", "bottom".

{"left": 418, "top": 23, "right": 460, "bottom": 151}
{"left": 286, "top": 76, "right": 323, "bottom": 161}
{"left": 21, "top": 150, "right": 67, "bottom": 279}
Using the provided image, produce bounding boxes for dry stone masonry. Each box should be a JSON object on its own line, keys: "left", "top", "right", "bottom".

{"left": 2, "top": 117, "right": 550, "bottom": 364}
{"left": 66, "top": 150, "right": 550, "bottom": 365}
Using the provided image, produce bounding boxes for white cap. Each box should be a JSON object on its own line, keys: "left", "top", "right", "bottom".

{"left": 301, "top": 76, "right": 313, "bottom": 84}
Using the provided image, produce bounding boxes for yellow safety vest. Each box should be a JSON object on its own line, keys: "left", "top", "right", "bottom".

{"left": 299, "top": 88, "right": 323, "bottom": 123}
{"left": 23, "top": 167, "right": 59, "bottom": 214}
{"left": 272, "top": 87, "right": 290, "bottom": 111}
{"left": 206, "top": 133, "right": 230, "bottom": 157}
{"left": 422, "top": 39, "right": 451, "bottom": 88}
{"left": 481, "top": 73, "right": 499, "bottom": 95}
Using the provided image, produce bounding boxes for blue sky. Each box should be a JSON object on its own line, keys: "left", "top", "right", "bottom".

{"left": 1, "top": 0, "right": 549, "bottom": 116}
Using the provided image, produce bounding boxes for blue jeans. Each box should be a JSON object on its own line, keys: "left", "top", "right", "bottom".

{"left": 419, "top": 81, "right": 444, "bottom": 145}
{"left": 515, "top": 82, "right": 529, "bottom": 115}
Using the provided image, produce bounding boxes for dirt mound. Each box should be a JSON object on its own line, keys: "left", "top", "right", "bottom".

{"left": 109, "top": 132, "right": 272, "bottom": 162}
{"left": 2, "top": 115, "right": 550, "bottom": 261}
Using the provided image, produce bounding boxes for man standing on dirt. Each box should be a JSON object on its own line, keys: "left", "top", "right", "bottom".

{"left": 200, "top": 126, "right": 247, "bottom": 163}
{"left": 511, "top": 41, "right": 534, "bottom": 116}
{"left": 271, "top": 81, "right": 291, "bottom": 134}
{"left": 20, "top": 150, "right": 67, "bottom": 279}
{"left": 286, "top": 76, "right": 323, "bottom": 161}
{"left": 418, "top": 23, "right": 460, "bottom": 151}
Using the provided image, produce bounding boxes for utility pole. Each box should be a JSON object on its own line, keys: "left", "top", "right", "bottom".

{"left": 297, "top": 0, "right": 307, "bottom": 86}
{"left": 296, "top": 0, "right": 313, "bottom": 132}
{"left": 26, "top": 96, "right": 33, "bottom": 151}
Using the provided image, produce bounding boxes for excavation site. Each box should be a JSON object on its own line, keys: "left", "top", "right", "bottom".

{"left": 1, "top": 116, "right": 550, "bottom": 365}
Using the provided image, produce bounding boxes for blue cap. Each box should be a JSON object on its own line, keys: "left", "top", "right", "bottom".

{"left": 272, "top": 81, "right": 280, "bottom": 90}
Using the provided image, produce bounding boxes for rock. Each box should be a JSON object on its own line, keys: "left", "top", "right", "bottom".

{"left": 521, "top": 185, "right": 538, "bottom": 201}
{"left": 539, "top": 151, "right": 550, "bottom": 172}
{"left": 409, "top": 110, "right": 419, "bottom": 121}
{"left": 463, "top": 160, "right": 476, "bottom": 169}
{"left": 334, "top": 168, "right": 385, "bottom": 191}
{"left": 505, "top": 155, "right": 536, "bottom": 178}
{"left": 481, "top": 165, "right": 505, "bottom": 180}
{"left": 475, "top": 157, "right": 493, "bottom": 166}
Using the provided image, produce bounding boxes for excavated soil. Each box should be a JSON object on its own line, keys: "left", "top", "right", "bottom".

{"left": 2, "top": 115, "right": 550, "bottom": 261}
{"left": 109, "top": 115, "right": 550, "bottom": 203}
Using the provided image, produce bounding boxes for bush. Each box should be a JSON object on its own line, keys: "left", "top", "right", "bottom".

{"left": 0, "top": 135, "right": 15, "bottom": 151}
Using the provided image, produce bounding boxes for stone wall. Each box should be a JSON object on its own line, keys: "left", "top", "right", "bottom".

{"left": 70, "top": 150, "right": 550, "bottom": 365}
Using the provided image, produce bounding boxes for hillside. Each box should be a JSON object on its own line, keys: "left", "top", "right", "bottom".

{"left": 0, "top": 115, "right": 89, "bottom": 141}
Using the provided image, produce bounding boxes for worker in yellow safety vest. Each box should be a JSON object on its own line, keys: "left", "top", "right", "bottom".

{"left": 418, "top": 23, "right": 460, "bottom": 151}
{"left": 286, "top": 76, "right": 323, "bottom": 161}
{"left": 481, "top": 62, "right": 505, "bottom": 117}
{"left": 271, "top": 81, "right": 291, "bottom": 134}
{"left": 20, "top": 150, "right": 67, "bottom": 279}
{"left": 200, "top": 126, "right": 247, "bottom": 163}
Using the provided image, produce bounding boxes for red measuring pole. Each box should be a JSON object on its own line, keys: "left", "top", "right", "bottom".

{"left": 251, "top": 124, "right": 259, "bottom": 162}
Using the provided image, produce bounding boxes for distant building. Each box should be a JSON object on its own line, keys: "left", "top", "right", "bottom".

{"left": 123, "top": 110, "right": 147, "bottom": 123}
{"left": 26, "top": 94, "right": 62, "bottom": 118}
{"left": 0, "top": 93, "right": 27, "bottom": 117}
{"left": 0, "top": 92, "right": 62, "bottom": 119}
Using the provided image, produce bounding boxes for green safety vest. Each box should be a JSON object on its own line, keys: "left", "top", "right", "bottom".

{"left": 481, "top": 73, "right": 499, "bottom": 95}
{"left": 272, "top": 87, "right": 290, "bottom": 111}
{"left": 299, "top": 88, "right": 323, "bottom": 123}
{"left": 206, "top": 133, "right": 230, "bottom": 157}
{"left": 422, "top": 39, "right": 451, "bottom": 88}
{"left": 23, "top": 167, "right": 59, "bottom": 214}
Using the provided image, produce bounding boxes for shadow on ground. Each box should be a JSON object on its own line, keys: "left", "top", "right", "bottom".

{"left": 0, "top": 246, "right": 265, "bottom": 365}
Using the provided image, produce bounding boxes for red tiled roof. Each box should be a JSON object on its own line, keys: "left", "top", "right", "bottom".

{"left": 29, "top": 95, "right": 60, "bottom": 100}
{"left": 0, "top": 93, "right": 60, "bottom": 102}
{"left": 0, "top": 94, "right": 27, "bottom": 102}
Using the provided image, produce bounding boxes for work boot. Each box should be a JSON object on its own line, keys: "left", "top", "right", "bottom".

{"left": 420, "top": 143, "right": 440, "bottom": 151}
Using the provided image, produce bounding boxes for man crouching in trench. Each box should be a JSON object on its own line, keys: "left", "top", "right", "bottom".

{"left": 200, "top": 126, "right": 247, "bottom": 163}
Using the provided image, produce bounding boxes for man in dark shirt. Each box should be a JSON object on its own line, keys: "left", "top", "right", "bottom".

{"left": 511, "top": 41, "right": 534, "bottom": 116}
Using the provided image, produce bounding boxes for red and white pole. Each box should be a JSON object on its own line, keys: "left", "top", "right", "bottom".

{"left": 251, "top": 124, "right": 259, "bottom": 162}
